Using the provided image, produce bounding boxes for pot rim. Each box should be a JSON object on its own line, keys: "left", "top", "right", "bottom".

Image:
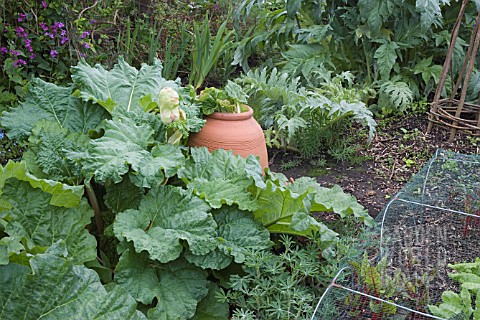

{"left": 207, "top": 105, "right": 253, "bottom": 121}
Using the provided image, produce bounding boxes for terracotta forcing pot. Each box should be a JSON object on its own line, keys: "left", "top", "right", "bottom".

{"left": 188, "top": 106, "right": 269, "bottom": 170}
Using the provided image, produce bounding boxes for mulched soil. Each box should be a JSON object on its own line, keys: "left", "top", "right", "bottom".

{"left": 269, "top": 112, "right": 480, "bottom": 218}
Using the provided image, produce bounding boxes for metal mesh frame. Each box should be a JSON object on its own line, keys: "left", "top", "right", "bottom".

{"left": 312, "top": 149, "right": 480, "bottom": 319}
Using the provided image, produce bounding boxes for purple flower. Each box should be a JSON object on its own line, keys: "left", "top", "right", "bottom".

{"left": 30, "top": 53, "right": 36, "bottom": 59}
{"left": 0, "top": 47, "right": 7, "bottom": 54}
{"left": 15, "top": 26, "right": 25, "bottom": 36}
{"left": 80, "top": 53, "right": 86, "bottom": 58}
{"left": 89, "top": 19, "right": 96, "bottom": 24}
{"left": 50, "top": 49, "right": 58, "bottom": 58}
{"left": 61, "top": 36, "right": 69, "bottom": 44}
{"left": 18, "top": 13, "right": 26, "bottom": 22}
{"left": 42, "top": 1, "right": 47, "bottom": 8}
{"left": 83, "top": 42, "right": 90, "bottom": 49}
{"left": 81, "top": 31, "right": 90, "bottom": 39}
{"left": 45, "top": 32, "right": 54, "bottom": 39}
{"left": 40, "top": 22, "right": 48, "bottom": 31}
{"left": 214, "top": 3, "right": 219, "bottom": 10}
{"left": 53, "top": 22, "right": 64, "bottom": 29}
{"left": 10, "top": 50, "right": 20, "bottom": 56}
{"left": 13, "top": 59, "right": 27, "bottom": 67}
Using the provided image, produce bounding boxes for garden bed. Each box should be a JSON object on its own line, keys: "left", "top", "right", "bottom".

{"left": 270, "top": 111, "right": 479, "bottom": 217}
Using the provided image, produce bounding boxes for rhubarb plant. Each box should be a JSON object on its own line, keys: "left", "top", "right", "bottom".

{"left": 0, "top": 58, "right": 373, "bottom": 319}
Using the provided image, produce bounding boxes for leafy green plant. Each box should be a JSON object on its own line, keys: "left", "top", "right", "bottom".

{"left": 347, "top": 253, "right": 401, "bottom": 318}
{"left": 198, "top": 80, "right": 249, "bottom": 114}
{"left": 280, "top": 158, "right": 302, "bottom": 170}
{"left": 189, "top": 16, "right": 233, "bottom": 90}
{"left": 429, "top": 258, "right": 480, "bottom": 319}
{"left": 217, "top": 235, "right": 337, "bottom": 319}
{"left": 237, "top": 68, "right": 376, "bottom": 158}
{"left": 232, "top": 0, "right": 478, "bottom": 115}
{"left": 0, "top": 57, "right": 373, "bottom": 319}
{"left": 463, "top": 192, "right": 480, "bottom": 237}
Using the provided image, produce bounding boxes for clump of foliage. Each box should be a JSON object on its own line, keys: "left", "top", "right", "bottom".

{"left": 237, "top": 67, "right": 376, "bottom": 160}
{"left": 429, "top": 258, "right": 480, "bottom": 319}
{"left": 0, "top": 58, "right": 373, "bottom": 319}
{"left": 233, "top": 0, "right": 480, "bottom": 115}
{"left": 0, "top": 0, "right": 237, "bottom": 113}
{"left": 198, "top": 80, "right": 249, "bottom": 114}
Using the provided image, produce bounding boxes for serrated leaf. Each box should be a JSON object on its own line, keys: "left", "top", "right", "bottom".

{"left": 225, "top": 80, "right": 248, "bottom": 104}
{"left": 113, "top": 186, "right": 216, "bottom": 263}
{"left": 115, "top": 249, "right": 209, "bottom": 320}
{"left": 1, "top": 77, "right": 109, "bottom": 141}
{"left": 374, "top": 41, "right": 399, "bottom": 79}
{"left": 81, "top": 116, "right": 154, "bottom": 183}
{"left": 416, "top": 0, "right": 442, "bottom": 30}
{"left": 0, "top": 249, "right": 145, "bottom": 319}
{"left": 380, "top": 80, "right": 413, "bottom": 112}
{"left": 178, "top": 148, "right": 258, "bottom": 211}
{"left": 0, "top": 161, "right": 84, "bottom": 209}
{"left": 359, "top": 0, "right": 396, "bottom": 32}
{"left": 276, "top": 114, "right": 307, "bottom": 145}
{"left": 1, "top": 179, "right": 97, "bottom": 264}
{"left": 192, "top": 283, "right": 230, "bottom": 320}
{"left": 72, "top": 57, "right": 179, "bottom": 113}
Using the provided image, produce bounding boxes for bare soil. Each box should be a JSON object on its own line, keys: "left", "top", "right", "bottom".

{"left": 269, "top": 112, "right": 480, "bottom": 218}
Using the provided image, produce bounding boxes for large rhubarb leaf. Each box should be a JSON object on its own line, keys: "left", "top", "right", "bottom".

{"left": 113, "top": 186, "right": 217, "bottom": 263}
{"left": 185, "top": 206, "right": 271, "bottom": 270}
{"left": 0, "top": 237, "right": 24, "bottom": 265}
{"left": 254, "top": 180, "right": 338, "bottom": 243}
{"left": 72, "top": 57, "right": 179, "bottom": 113}
{"left": 22, "top": 120, "right": 89, "bottom": 185}
{"left": 0, "top": 179, "right": 97, "bottom": 264}
{"left": 104, "top": 178, "right": 144, "bottom": 213}
{"left": 81, "top": 116, "right": 154, "bottom": 183}
{"left": 129, "top": 143, "right": 185, "bottom": 188}
{"left": 0, "top": 161, "right": 83, "bottom": 209}
{"left": 272, "top": 175, "right": 374, "bottom": 226}
{"left": 115, "top": 249, "right": 209, "bottom": 320}
{"left": 1, "top": 77, "right": 109, "bottom": 141}
{"left": 0, "top": 244, "right": 145, "bottom": 320}
{"left": 310, "top": 184, "right": 374, "bottom": 226}
{"left": 178, "top": 148, "right": 258, "bottom": 211}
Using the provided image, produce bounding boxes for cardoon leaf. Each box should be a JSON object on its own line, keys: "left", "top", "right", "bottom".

{"left": 374, "top": 41, "right": 399, "bottom": 80}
